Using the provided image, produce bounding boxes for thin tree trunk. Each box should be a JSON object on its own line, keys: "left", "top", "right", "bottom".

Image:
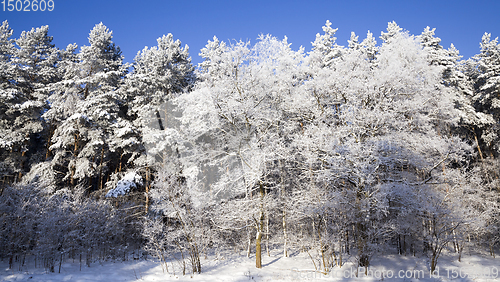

{"left": 266, "top": 213, "right": 270, "bottom": 257}
{"left": 255, "top": 182, "right": 265, "bottom": 268}
{"left": 490, "top": 240, "right": 495, "bottom": 258}
{"left": 279, "top": 159, "right": 288, "bottom": 258}
{"left": 18, "top": 150, "right": 26, "bottom": 181}
{"left": 431, "top": 254, "right": 437, "bottom": 273}
{"left": 247, "top": 230, "right": 251, "bottom": 258}
{"left": 265, "top": 186, "right": 270, "bottom": 257}
{"left": 118, "top": 153, "right": 123, "bottom": 172}
{"left": 345, "top": 230, "right": 349, "bottom": 255}
{"left": 403, "top": 235, "right": 407, "bottom": 256}
{"left": 283, "top": 208, "right": 288, "bottom": 258}
{"left": 474, "top": 130, "right": 484, "bottom": 161}
{"left": 98, "top": 146, "right": 105, "bottom": 190}
{"left": 58, "top": 253, "right": 63, "bottom": 273}
{"left": 70, "top": 166, "right": 75, "bottom": 186}
{"left": 46, "top": 123, "right": 55, "bottom": 159}
{"left": 317, "top": 218, "right": 327, "bottom": 272}
{"left": 70, "top": 133, "right": 80, "bottom": 186}
{"left": 458, "top": 243, "right": 463, "bottom": 262}
{"left": 156, "top": 110, "right": 165, "bottom": 130}
{"left": 337, "top": 241, "right": 343, "bottom": 267}
{"left": 145, "top": 167, "right": 150, "bottom": 214}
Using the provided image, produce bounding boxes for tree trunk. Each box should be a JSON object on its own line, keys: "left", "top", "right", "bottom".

{"left": 118, "top": 153, "right": 123, "bottom": 172}
{"left": 356, "top": 220, "right": 369, "bottom": 270}
{"left": 283, "top": 208, "right": 288, "bottom": 257}
{"left": 345, "top": 230, "right": 350, "bottom": 255}
{"left": 255, "top": 182, "right": 265, "bottom": 268}
{"left": 247, "top": 230, "right": 251, "bottom": 258}
{"left": 266, "top": 213, "right": 270, "bottom": 257}
{"left": 46, "top": 123, "right": 55, "bottom": 159}
{"left": 458, "top": 243, "right": 463, "bottom": 262}
{"left": 70, "top": 166, "right": 75, "bottom": 186}
{"left": 279, "top": 159, "right": 288, "bottom": 258}
{"left": 337, "top": 241, "right": 343, "bottom": 267}
{"left": 473, "top": 130, "right": 484, "bottom": 161}
{"left": 98, "top": 146, "right": 105, "bottom": 190}
{"left": 403, "top": 235, "right": 407, "bottom": 256}
{"left": 256, "top": 230, "right": 262, "bottom": 268}
{"left": 70, "top": 133, "right": 80, "bottom": 186}
{"left": 145, "top": 167, "right": 150, "bottom": 214}
{"left": 430, "top": 251, "right": 437, "bottom": 272}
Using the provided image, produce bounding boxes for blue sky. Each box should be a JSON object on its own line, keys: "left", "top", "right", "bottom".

{"left": 3, "top": 0, "right": 500, "bottom": 66}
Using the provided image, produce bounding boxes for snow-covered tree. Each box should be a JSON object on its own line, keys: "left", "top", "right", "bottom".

{"left": 174, "top": 34, "right": 310, "bottom": 268}
{"left": 123, "top": 32, "right": 194, "bottom": 162}
{"left": 470, "top": 33, "right": 500, "bottom": 156}
{"left": 309, "top": 20, "right": 343, "bottom": 68}
{"left": 126, "top": 33, "right": 194, "bottom": 115}
{"left": 197, "top": 36, "right": 228, "bottom": 86}
{"left": 380, "top": 21, "right": 403, "bottom": 44}
{"left": 143, "top": 162, "right": 206, "bottom": 274}
{"left": 298, "top": 25, "right": 476, "bottom": 271}
{"left": 453, "top": 33, "right": 500, "bottom": 254}
{"left": 114, "top": 33, "right": 195, "bottom": 214}
{"left": 347, "top": 31, "right": 360, "bottom": 50}
{"left": 0, "top": 20, "right": 17, "bottom": 184}
{"left": 417, "top": 28, "right": 494, "bottom": 166}
{"left": 361, "top": 31, "right": 378, "bottom": 62}
{"left": 41, "top": 23, "right": 128, "bottom": 191}
{"left": 0, "top": 23, "right": 61, "bottom": 184}
{"left": 0, "top": 182, "right": 140, "bottom": 272}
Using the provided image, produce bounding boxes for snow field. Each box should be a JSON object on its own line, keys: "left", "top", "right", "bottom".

{"left": 2, "top": 249, "right": 499, "bottom": 281}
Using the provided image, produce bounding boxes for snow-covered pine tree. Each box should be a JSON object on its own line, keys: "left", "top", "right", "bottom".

{"left": 0, "top": 23, "right": 61, "bottom": 185}
{"left": 309, "top": 20, "right": 343, "bottom": 68}
{"left": 198, "top": 36, "right": 228, "bottom": 87}
{"left": 123, "top": 32, "right": 194, "bottom": 156}
{"left": 380, "top": 21, "right": 403, "bottom": 44}
{"left": 418, "top": 30, "right": 499, "bottom": 253}
{"left": 417, "top": 28, "right": 494, "bottom": 167}
{"left": 114, "top": 33, "right": 194, "bottom": 212}
{"left": 347, "top": 31, "right": 360, "bottom": 50}
{"left": 471, "top": 33, "right": 500, "bottom": 156}
{"left": 126, "top": 33, "right": 194, "bottom": 113}
{"left": 0, "top": 20, "right": 17, "bottom": 186}
{"left": 461, "top": 33, "right": 500, "bottom": 255}
{"left": 41, "top": 23, "right": 128, "bottom": 191}
{"left": 361, "top": 31, "right": 378, "bottom": 62}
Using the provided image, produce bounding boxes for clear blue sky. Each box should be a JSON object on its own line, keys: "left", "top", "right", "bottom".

{"left": 3, "top": 0, "right": 500, "bottom": 66}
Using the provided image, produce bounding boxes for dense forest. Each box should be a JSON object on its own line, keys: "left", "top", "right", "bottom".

{"left": 0, "top": 19, "right": 499, "bottom": 275}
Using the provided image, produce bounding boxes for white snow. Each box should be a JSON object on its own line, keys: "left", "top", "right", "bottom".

{"left": 2, "top": 249, "right": 499, "bottom": 281}
{"left": 105, "top": 171, "right": 143, "bottom": 198}
{"left": 67, "top": 113, "right": 88, "bottom": 122}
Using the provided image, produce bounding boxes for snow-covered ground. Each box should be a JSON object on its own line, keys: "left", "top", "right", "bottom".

{"left": 2, "top": 249, "right": 499, "bottom": 281}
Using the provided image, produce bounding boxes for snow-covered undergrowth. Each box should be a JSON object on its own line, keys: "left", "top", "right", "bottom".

{"left": 2, "top": 249, "right": 499, "bottom": 281}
